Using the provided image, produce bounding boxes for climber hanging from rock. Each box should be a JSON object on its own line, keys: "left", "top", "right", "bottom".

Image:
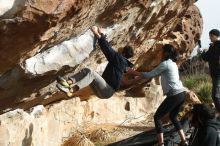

{"left": 56, "top": 26, "right": 136, "bottom": 98}
{"left": 127, "top": 44, "right": 188, "bottom": 146}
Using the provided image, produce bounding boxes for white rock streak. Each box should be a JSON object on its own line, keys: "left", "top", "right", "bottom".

{"left": 23, "top": 25, "right": 120, "bottom": 75}
{"left": 0, "top": 0, "right": 25, "bottom": 18}
{"left": 24, "top": 30, "right": 95, "bottom": 75}
{"left": 0, "top": 0, "right": 15, "bottom": 16}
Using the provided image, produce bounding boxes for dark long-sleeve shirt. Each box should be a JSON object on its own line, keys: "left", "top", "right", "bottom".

{"left": 98, "top": 34, "right": 133, "bottom": 90}
{"left": 201, "top": 41, "right": 220, "bottom": 76}
{"left": 190, "top": 119, "right": 220, "bottom": 146}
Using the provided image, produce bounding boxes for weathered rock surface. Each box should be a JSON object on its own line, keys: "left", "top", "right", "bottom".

{"left": 0, "top": 0, "right": 202, "bottom": 146}
{"left": 0, "top": 91, "right": 163, "bottom": 146}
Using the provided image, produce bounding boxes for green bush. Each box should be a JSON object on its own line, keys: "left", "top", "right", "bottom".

{"left": 197, "top": 82, "right": 212, "bottom": 103}
{"left": 181, "top": 74, "right": 212, "bottom": 103}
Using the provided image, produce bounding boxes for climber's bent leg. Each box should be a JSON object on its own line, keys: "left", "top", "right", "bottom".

{"left": 70, "top": 68, "right": 114, "bottom": 98}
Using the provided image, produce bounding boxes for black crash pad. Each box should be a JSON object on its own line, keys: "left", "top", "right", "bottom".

{"left": 107, "top": 120, "right": 189, "bottom": 146}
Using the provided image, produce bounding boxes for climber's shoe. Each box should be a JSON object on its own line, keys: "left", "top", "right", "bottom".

{"left": 57, "top": 76, "right": 70, "bottom": 88}
{"left": 57, "top": 76, "right": 65, "bottom": 82}
{"left": 179, "top": 140, "right": 189, "bottom": 146}
{"left": 66, "top": 92, "right": 73, "bottom": 97}
{"left": 158, "top": 143, "right": 165, "bottom": 146}
{"left": 56, "top": 83, "right": 73, "bottom": 97}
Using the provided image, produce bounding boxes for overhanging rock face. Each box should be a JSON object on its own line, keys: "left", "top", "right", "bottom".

{"left": 23, "top": 25, "right": 118, "bottom": 75}
{"left": 0, "top": 0, "right": 202, "bottom": 146}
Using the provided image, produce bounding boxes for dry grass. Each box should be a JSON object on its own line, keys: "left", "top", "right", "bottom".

{"left": 89, "top": 128, "right": 118, "bottom": 145}
{"left": 62, "top": 133, "right": 94, "bottom": 146}
{"left": 62, "top": 117, "right": 151, "bottom": 146}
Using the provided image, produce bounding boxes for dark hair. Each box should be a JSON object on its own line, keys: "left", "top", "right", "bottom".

{"left": 209, "top": 29, "right": 220, "bottom": 37}
{"left": 122, "top": 46, "right": 134, "bottom": 59}
{"left": 163, "top": 44, "right": 178, "bottom": 62}
{"left": 191, "top": 104, "right": 215, "bottom": 128}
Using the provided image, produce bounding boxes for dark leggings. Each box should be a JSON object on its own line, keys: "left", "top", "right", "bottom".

{"left": 154, "top": 91, "right": 186, "bottom": 133}
{"left": 211, "top": 75, "right": 220, "bottom": 112}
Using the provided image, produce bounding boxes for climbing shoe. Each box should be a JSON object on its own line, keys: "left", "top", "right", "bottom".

{"left": 56, "top": 83, "right": 73, "bottom": 97}
{"left": 157, "top": 143, "right": 165, "bottom": 146}
{"left": 179, "top": 140, "right": 189, "bottom": 146}
{"left": 57, "top": 76, "right": 70, "bottom": 88}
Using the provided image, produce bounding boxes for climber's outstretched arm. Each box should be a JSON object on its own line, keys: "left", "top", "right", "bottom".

{"left": 91, "top": 26, "right": 124, "bottom": 66}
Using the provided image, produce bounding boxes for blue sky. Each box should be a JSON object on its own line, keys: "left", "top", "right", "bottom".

{"left": 196, "top": 0, "right": 220, "bottom": 48}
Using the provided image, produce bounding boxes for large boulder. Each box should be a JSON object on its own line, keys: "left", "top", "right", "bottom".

{"left": 0, "top": 0, "right": 202, "bottom": 146}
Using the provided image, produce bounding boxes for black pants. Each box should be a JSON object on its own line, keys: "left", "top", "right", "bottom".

{"left": 211, "top": 75, "right": 220, "bottom": 112}
{"left": 154, "top": 91, "right": 186, "bottom": 133}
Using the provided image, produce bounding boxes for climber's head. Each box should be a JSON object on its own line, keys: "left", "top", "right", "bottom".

{"left": 162, "top": 44, "right": 178, "bottom": 62}
{"left": 189, "top": 103, "right": 215, "bottom": 128}
{"left": 209, "top": 29, "right": 220, "bottom": 43}
{"left": 122, "top": 46, "right": 134, "bottom": 59}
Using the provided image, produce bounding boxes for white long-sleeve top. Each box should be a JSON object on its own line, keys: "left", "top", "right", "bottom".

{"left": 142, "top": 59, "right": 185, "bottom": 96}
